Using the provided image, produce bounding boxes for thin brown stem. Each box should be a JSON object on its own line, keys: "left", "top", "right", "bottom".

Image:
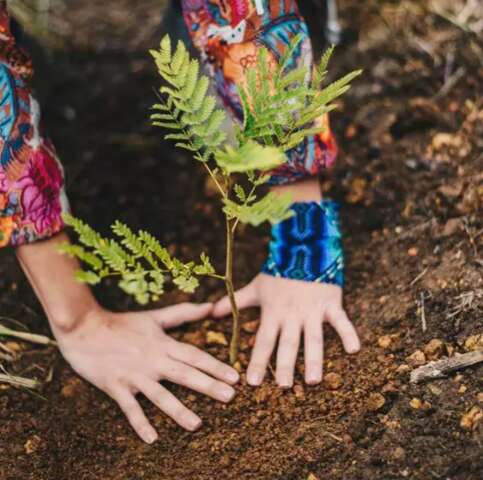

{"left": 225, "top": 217, "right": 240, "bottom": 365}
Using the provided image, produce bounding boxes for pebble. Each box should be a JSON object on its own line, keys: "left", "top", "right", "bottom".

{"left": 406, "top": 350, "right": 426, "bottom": 366}
{"left": 460, "top": 406, "right": 482, "bottom": 430}
{"left": 61, "top": 377, "right": 84, "bottom": 398}
{"left": 396, "top": 364, "right": 411, "bottom": 374}
{"left": 409, "top": 398, "right": 431, "bottom": 410}
{"left": 428, "top": 384, "right": 442, "bottom": 396}
{"left": 424, "top": 339, "right": 445, "bottom": 360}
{"left": 241, "top": 320, "right": 259, "bottom": 333}
{"left": 378, "top": 335, "right": 392, "bottom": 349}
{"left": 206, "top": 331, "right": 228, "bottom": 346}
{"left": 324, "top": 372, "right": 343, "bottom": 390}
{"left": 392, "top": 446, "right": 406, "bottom": 461}
{"left": 367, "top": 393, "right": 386, "bottom": 411}
{"left": 464, "top": 334, "right": 483, "bottom": 352}
{"left": 24, "top": 435, "right": 41, "bottom": 454}
{"left": 407, "top": 247, "right": 419, "bottom": 257}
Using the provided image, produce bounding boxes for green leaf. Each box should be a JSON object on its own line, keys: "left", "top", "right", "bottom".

{"left": 234, "top": 184, "right": 246, "bottom": 202}
{"left": 173, "top": 276, "right": 200, "bottom": 294}
{"left": 74, "top": 270, "right": 101, "bottom": 285}
{"left": 223, "top": 192, "right": 294, "bottom": 227}
{"left": 214, "top": 140, "right": 286, "bottom": 173}
{"left": 193, "top": 252, "right": 215, "bottom": 275}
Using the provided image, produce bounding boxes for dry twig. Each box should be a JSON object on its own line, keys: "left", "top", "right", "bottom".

{"left": 410, "top": 350, "right": 483, "bottom": 383}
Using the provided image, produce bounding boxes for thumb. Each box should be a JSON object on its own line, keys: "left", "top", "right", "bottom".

{"left": 213, "top": 281, "right": 259, "bottom": 317}
{"left": 152, "top": 302, "right": 213, "bottom": 330}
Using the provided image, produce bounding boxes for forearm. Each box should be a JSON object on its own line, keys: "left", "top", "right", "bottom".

{"left": 270, "top": 178, "right": 322, "bottom": 203}
{"left": 15, "top": 233, "right": 100, "bottom": 334}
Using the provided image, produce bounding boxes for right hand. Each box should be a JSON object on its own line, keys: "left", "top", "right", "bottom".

{"left": 53, "top": 303, "right": 239, "bottom": 443}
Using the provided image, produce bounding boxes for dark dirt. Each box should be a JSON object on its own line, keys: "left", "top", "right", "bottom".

{"left": 0, "top": 1, "right": 482, "bottom": 479}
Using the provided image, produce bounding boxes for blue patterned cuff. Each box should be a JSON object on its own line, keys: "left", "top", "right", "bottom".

{"left": 262, "top": 201, "right": 344, "bottom": 286}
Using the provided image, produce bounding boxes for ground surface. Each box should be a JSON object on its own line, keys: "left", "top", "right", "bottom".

{"left": 0, "top": 1, "right": 482, "bottom": 479}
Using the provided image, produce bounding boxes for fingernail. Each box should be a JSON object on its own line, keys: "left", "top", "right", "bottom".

{"left": 144, "top": 430, "right": 158, "bottom": 444}
{"left": 220, "top": 386, "right": 235, "bottom": 402}
{"left": 189, "top": 417, "right": 202, "bottom": 431}
{"left": 226, "top": 370, "right": 240, "bottom": 384}
{"left": 306, "top": 374, "right": 321, "bottom": 385}
{"left": 278, "top": 376, "right": 292, "bottom": 389}
{"left": 247, "top": 372, "right": 263, "bottom": 386}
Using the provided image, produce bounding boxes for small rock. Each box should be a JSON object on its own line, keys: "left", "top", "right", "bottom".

{"left": 424, "top": 339, "right": 445, "bottom": 360}
{"left": 409, "top": 398, "right": 431, "bottom": 410}
{"left": 378, "top": 335, "right": 392, "bottom": 349}
{"left": 464, "top": 334, "right": 483, "bottom": 352}
{"left": 241, "top": 320, "right": 259, "bottom": 333}
{"left": 367, "top": 393, "right": 386, "bottom": 411}
{"left": 406, "top": 350, "right": 426, "bottom": 366}
{"left": 307, "top": 474, "right": 319, "bottom": 480}
{"left": 182, "top": 330, "right": 206, "bottom": 347}
{"left": 459, "top": 385, "right": 467, "bottom": 394}
{"left": 428, "top": 384, "right": 443, "bottom": 396}
{"left": 407, "top": 247, "right": 419, "bottom": 257}
{"left": 206, "top": 331, "right": 228, "bottom": 346}
{"left": 346, "top": 177, "right": 367, "bottom": 204}
{"left": 61, "top": 377, "right": 83, "bottom": 398}
{"left": 324, "top": 372, "right": 343, "bottom": 390}
{"left": 409, "top": 398, "right": 422, "bottom": 409}
{"left": 24, "top": 435, "right": 41, "bottom": 454}
{"left": 392, "top": 446, "right": 406, "bottom": 461}
{"left": 254, "top": 385, "right": 272, "bottom": 404}
{"left": 460, "top": 406, "right": 482, "bottom": 430}
{"left": 396, "top": 364, "right": 411, "bottom": 374}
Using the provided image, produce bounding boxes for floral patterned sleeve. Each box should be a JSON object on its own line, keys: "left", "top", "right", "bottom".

{"left": 181, "top": 0, "right": 338, "bottom": 185}
{"left": 0, "top": 1, "right": 68, "bottom": 248}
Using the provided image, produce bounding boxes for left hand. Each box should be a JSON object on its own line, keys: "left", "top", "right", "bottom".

{"left": 213, "top": 273, "right": 361, "bottom": 388}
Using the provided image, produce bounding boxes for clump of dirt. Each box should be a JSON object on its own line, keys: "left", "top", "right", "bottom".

{"left": 0, "top": 1, "right": 482, "bottom": 479}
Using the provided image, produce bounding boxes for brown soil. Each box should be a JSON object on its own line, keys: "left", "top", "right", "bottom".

{"left": 1, "top": 1, "right": 482, "bottom": 479}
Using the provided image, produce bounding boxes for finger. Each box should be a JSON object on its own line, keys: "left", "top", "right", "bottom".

{"left": 169, "top": 342, "right": 239, "bottom": 385}
{"left": 138, "top": 380, "right": 202, "bottom": 432}
{"left": 246, "top": 312, "right": 279, "bottom": 386}
{"left": 152, "top": 303, "right": 213, "bottom": 329}
{"left": 325, "top": 307, "right": 361, "bottom": 354}
{"left": 213, "top": 282, "right": 259, "bottom": 317}
{"left": 113, "top": 388, "right": 158, "bottom": 444}
{"left": 163, "top": 359, "right": 236, "bottom": 403}
{"left": 275, "top": 321, "right": 302, "bottom": 388}
{"left": 304, "top": 317, "right": 324, "bottom": 385}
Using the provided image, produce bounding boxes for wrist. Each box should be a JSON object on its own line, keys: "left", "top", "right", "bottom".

{"left": 262, "top": 200, "right": 345, "bottom": 286}
{"left": 48, "top": 301, "right": 104, "bottom": 336}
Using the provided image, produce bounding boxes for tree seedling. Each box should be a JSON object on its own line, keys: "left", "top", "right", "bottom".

{"left": 61, "top": 34, "right": 361, "bottom": 364}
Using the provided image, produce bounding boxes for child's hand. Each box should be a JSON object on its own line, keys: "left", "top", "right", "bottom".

{"left": 53, "top": 303, "right": 239, "bottom": 443}
{"left": 213, "top": 274, "right": 360, "bottom": 388}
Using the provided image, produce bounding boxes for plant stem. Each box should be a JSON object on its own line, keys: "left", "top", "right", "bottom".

{"left": 0, "top": 324, "right": 56, "bottom": 346}
{"left": 0, "top": 372, "right": 41, "bottom": 390}
{"left": 225, "top": 217, "right": 240, "bottom": 365}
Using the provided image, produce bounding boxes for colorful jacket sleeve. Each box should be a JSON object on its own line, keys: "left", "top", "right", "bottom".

{"left": 181, "top": 0, "right": 338, "bottom": 185}
{"left": 0, "top": 2, "right": 68, "bottom": 247}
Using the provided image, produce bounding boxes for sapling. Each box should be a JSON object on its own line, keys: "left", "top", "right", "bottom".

{"left": 61, "top": 34, "right": 361, "bottom": 364}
